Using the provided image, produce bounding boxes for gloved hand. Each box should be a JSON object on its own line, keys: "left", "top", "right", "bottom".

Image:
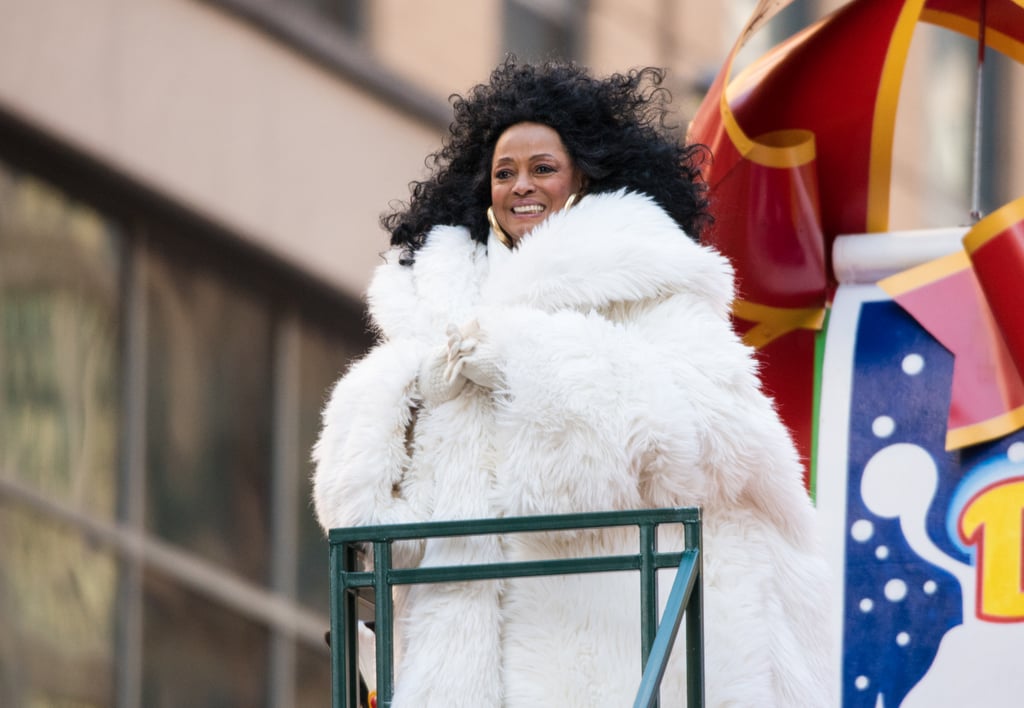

{"left": 418, "top": 343, "right": 466, "bottom": 406}
{"left": 445, "top": 320, "right": 504, "bottom": 391}
{"left": 443, "top": 321, "right": 476, "bottom": 380}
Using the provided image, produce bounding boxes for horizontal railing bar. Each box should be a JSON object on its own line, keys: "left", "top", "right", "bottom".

{"left": 395, "top": 556, "right": 641, "bottom": 584}
{"left": 339, "top": 552, "right": 687, "bottom": 587}
{"left": 329, "top": 507, "right": 700, "bottom": 544}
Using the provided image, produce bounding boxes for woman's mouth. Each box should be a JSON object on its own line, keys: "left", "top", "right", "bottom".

{"left": 511, "top": 204, "right": 544, "bottom": 215}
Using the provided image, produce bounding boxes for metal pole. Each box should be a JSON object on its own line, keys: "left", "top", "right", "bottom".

{"left": 639, "top": 522, "right": 659, "bottom": 675}
{"left": 685, "top": 516, "right": 705, "bottom": 708}
{"left": 970, "top": 0, "right": 988, "bottom": 222}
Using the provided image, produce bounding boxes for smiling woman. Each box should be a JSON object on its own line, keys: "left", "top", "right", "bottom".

{"left": 312, "top": 57, "right": 835, "bottom": 707}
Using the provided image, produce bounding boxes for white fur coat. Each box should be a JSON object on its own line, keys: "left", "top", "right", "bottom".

{"left": 313, "top": 190, "right": 835, "bottom": 707}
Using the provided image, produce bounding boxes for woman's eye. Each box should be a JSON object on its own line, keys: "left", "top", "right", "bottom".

{"left": 535, "top": 165, "right": 555, "bottom": 174}
{"left": 494, "top": 169, "right": 512, "bottom": 180}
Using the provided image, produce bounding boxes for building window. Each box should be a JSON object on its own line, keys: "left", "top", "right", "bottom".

{"left": 144, "top": 246, "right": 274, "bottom": 585}
{"left": 0, "top": 143, "right": 366, "bottom": 707}
{"left": 142, "top": 572, "right": 271, "bottom": 706}
{"left": 504, "top": 0, "right": 584, "bottom": 63}
{"left": 0, "top": 161, "right": 123, "bottom": 707}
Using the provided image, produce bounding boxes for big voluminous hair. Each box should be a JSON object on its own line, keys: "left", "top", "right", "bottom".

{"left": 382, "top": 58, "right": 711, "bottom": 262}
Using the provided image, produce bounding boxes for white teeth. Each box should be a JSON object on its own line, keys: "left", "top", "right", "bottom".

{"left": 512, "top": 205, "right": 544, "bottom": 214}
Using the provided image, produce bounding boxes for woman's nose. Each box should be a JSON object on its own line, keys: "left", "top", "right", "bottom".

{"left": 512, "top": 173, "right": 534, "bottom": 194}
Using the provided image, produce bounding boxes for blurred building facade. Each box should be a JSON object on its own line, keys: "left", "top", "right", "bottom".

{"left": 0, "top": 1, "right": 1019, "bottom": 706}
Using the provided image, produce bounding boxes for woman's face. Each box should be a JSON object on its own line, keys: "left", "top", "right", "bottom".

{"left": 490, "top": 122, "right": 585, "bottom": 244}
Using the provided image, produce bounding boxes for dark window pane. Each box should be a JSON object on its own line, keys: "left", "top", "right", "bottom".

{"left": 0, "top": 501, "right": 117, "bottom": 707}
{"left": 0, "top": 159, "right": 121, "bottom": 517}
{"left": 145, "top": 249, "right": 272, "bottom": 585}
{"left": 296, "top": 319, "right": 359, "bottom": 612}
{"left": 142, "top": 570, "right": 270, "bottom": 707}
{"left": 295, "top": 640, "right": 333, "bottom": 708}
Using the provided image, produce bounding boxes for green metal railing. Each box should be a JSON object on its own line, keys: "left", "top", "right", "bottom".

{"left": 329, "top": 507, "right": 703, "bottom": 708}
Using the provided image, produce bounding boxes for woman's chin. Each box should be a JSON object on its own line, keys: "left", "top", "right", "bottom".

{"left": 507, "top": 218, "right": 547, "bottom": 241}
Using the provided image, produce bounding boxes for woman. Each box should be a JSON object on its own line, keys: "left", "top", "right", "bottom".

{"left": 313, "top": 59, "right": 834, "bottom": 707}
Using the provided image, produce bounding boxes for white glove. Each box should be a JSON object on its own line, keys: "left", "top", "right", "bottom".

{"left": 418, "top": 343, "right": 466, "bottom": 405}
{"left": 445, "top": 320, "right": 504, "bottom": 391}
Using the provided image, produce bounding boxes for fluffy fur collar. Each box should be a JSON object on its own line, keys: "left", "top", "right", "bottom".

{"left": 367, "top": 190, "right": 735, "bottom": 337}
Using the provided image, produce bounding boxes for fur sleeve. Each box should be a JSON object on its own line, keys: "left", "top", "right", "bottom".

{"left": 311, "top": 339, "right": 430, "bottom": 544}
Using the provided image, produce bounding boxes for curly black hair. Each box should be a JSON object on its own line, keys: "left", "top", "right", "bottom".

{"left": 382, "top": 57, "right": 711, "bottom": 262}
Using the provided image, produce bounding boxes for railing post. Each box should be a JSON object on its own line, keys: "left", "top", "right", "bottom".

{"left": 685, "top": 515, "right": 705, "bottom": 708}
{"left": 329, "top": 540, "right": 341, "bottom": 708}
{"left": 330, "top": 541, "right": 360, "bottom": 708}
{"left": 373, "top": 540, "right": 395, "bottom": 706}
{"left": 638, "top": 521, "right": 658, "bottom": 704}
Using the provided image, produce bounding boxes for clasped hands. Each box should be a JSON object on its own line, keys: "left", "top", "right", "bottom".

{"left": 419, "top": 319, "right": 503, "bottom": 405}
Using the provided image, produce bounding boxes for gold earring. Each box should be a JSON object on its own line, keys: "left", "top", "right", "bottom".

{"left": 562, "top": 193, "right": 579, "bottom": 211}
{"left": 487, "top": 206, "right": 515, "bottom": 249}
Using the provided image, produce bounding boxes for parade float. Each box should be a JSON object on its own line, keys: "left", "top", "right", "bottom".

{"left": 688, "top": 1, "right": 1024, "bottom": 705}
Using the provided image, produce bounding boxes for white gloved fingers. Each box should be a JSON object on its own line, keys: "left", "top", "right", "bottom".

{"left": 444, "top": 356, "right": 465, "bottom": 383}
{"left": 446, "top": 330, "right": 477, "bottom": 362}
{"left": 446, "top": 321, "right": 480, "bottom": 366}
{"left": 439, "top": 319, "right": 496, "bottom": 390}
{"left": 446, "top": 325, "right": 462, "bottom": 362}
{"left": 458, "top": 345, "right": 504, "bottom": 391}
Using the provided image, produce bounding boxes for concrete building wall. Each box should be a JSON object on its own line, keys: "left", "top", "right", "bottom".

{"left": 370, "top": 0, "right": 503, "bottom": 99}
{"left": 0, "top": 0, "right": 444, "bottom": 299}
